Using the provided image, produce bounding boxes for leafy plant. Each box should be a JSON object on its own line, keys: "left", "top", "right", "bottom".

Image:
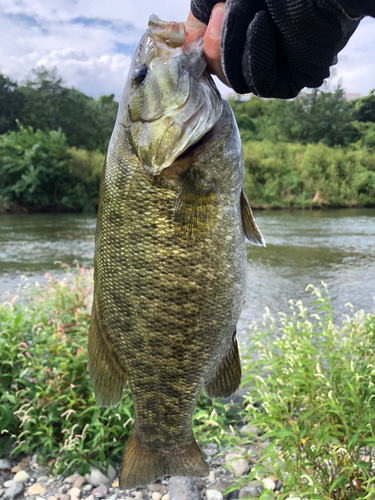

{"left": 0, "top": 264, "right": 236, "bottom": 474}
{"left": 239, "top": 285, "right": 375, "bottom": 499}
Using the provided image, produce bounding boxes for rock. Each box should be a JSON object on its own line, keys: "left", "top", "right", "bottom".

{"left": 274, "top": 480, "right": 282, "bottom": 491}
{"left": 111, "top": 481, "right": 119, "bottom": 488}
{"left": 262, "top": 478, "right": 275, "bottom": 491}
{"left": 85, "top": 466, "right": 116, "bottom": 487}
{"left": 226, "top": 489, "right": 240, "bottom": 500}
{"left": 203, "top": 443, "right": 218, "bottom": 457}
{"left": 225, "top": 454, "right": 250, "bottom": 477}
{"left": 46, "top": 478, "right": 56, "bottom": 487}
{"left": 84, "top": 495, "right": 95, "bottom": 500}
{"left": 208, "top": 471, "right": 215, "bottom": 483}
{"left": 0, "top": 461, "right": 11, "bottom": 471}
{"left": 148, "top": 483, "right": 165, "bottom": 493}
{"left": 72, "top": 476, "right": 86, "bottom": 489}
{"left": 3, "top": 480, "right": 24, "bottom": 500}
{"left": 68, "top": 486, "right": 81, "bottom": 500}
{"left": 83, "top": 485, "right": 93, "bottom": 492}
{"left": 239, "top": 424, "right": 258, "bottom": 437}
{"left": 37, "top": 475, "right": 50, "bottom": 483}
{"left": 206, "top": 490, "right": 223, "bottom": 500}
{"left": 259, "top": 441, "right": 271, "bottom": 450}
{"left": 27, "top": 483, "right": 46, "bottom": 496}
{"left": 151, "top": 493, "right": 162, "bottom": 500}
{"left": 238, "top": 481, "right": 263, "bottom": 499}
{"left": 212, "top": 481, "right": 229, "bottom": 493}
{"left": 92, "top": 485, "right": 108, "bottom": 498}
{"left": 48, "top": 496, "right": 57, "bottom": 500}
{"left": 0, "top": 488, "right": 4, "bottom": 498}
{"left": 56, "top": 494, "right": 70, "bottom": 500}
{"left": 169, "top": 477, "right": 200, "bottom": 500}
{"left": 194, "top": 479, "right": 206, "bottom": 490}
{"left": 161, "top": 495, "right": 169, "bottom": 500}
{"left": 65, "top": 474, "right": 81, "bottom": 484}
{"left": 58, "top": 485, "right": 70, "bottom": 494}
{"left": 13, "top": 471, "right": 30, "bottom": 483}
{"left": 106, "top": 493, "right": 118, "bottom": 500}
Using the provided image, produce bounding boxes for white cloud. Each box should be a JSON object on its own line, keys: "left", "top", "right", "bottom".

{"left": 0, "top": 1, "right": 374, "bottom": 99}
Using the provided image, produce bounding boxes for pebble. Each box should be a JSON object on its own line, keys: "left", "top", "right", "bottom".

{"left": 27, "top": 483, "right": 47, "bottom": 496}
{"left": 85, "top": 467, "right": 116, "bottom": 487}
{"left": 111, "top": 481, "right": 119, "bottom": 488}
{"left": 239, "top": 424, "right": 258, "bottom": 437}
{"left": 161, "top": 495, "right": 169, "bottom": 500}
{"left": 148, "top": 483, "right": 164, "bottom": 493}
{"left": 72, "top": 476, "right": 86, "bottom": 489}
{"left": 13, "top": 471, "right": 30, "bottom": 483}
{"left": 68, "top": 486, "right": 81, "bottom": 500}
{"left": 83, "top": 484, "right": 93, "bottom": 492}
{"left": 151, "top": 493, "right": 162, "bottom": 500}
{"left": 225, "top": 453, "right": 250, "bottom": 477}
{"left": 208, "top": 471, "right": 215, "bottom": 483}
{"left": 206, "top": 490, "right": 223, "bottom": 500}
{"left": 65, "top": 474, "right": 81, "bottom": 484}
{"left": 3, "top": 480, "right": 24, "bottom": 500}
{"left": 262, "top": 478, "right": 275, "bottom": 491}
{"left": 169, "top": 477, "right": 200, "bottom": 500}
{"left": 92, "top": 485, "right": 108, "bottom": 498}
{"left": 84, "top": 495, "right": 95, "bottom": 500}
{"left": 37, "top": 475, "right": 50, "bottom": 483}
{"left": 56, "top": 493, "right": 69, "bottom": 500}
{"left": 239, "top": 480, "right": 263, "bottom": 498}
{"left": 48, "top": 496, "right": 57, "bottom": 500}
{"left": 58, "top": 485, "right": 70, "bottom": 494}
{"left": 0, "top": 461, "right": 11, "bottom": 471}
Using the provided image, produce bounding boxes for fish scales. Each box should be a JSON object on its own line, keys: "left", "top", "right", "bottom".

{"left": 88, "top": 15, "right": 264, "bottom": 490}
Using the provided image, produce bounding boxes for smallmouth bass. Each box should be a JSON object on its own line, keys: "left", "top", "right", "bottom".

{"left": 88, "top": 15, "right": 264, "bottom": 489}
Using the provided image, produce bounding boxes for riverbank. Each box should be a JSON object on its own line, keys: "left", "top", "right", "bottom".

{"left": 1, "top": 267, "right": 374, "bottom": 499}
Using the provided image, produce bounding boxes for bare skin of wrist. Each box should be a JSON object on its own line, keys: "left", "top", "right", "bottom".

{"left": 187, "top": 3, "right": 230, "bottom": 87}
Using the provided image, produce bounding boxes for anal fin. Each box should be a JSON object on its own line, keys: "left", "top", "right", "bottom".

{"left": 204, "top": 331, "right": 242, "bottom": 398}
{"left": 241, "top": 189, "right": 265, "bottom": 247}
{"left": 88, "top": 296, "right": 127, "bottom": 408}
{"left": 120, "top": 429, "right": 208, "bottom": 489}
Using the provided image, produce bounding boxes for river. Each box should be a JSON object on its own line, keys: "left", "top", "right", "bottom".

{"left": 1, "top": 209, "right": 375, "bottom": 333}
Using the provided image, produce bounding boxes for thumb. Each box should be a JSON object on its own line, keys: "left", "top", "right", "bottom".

{"left": 204, "top": 3, "right": 229, "bottom": 86}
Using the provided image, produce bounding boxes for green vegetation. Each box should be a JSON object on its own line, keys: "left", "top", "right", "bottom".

{"left": 1, "top": 268, "right": 374, "bottom": 498}
{"left": 237, "top": 286, "right": 375, "bottom": 499}
{"left": 0, "top": 266, "right": 233, "bottom": 475}
{"left": 1, "top": 68, "right": 375, "bottom": 211}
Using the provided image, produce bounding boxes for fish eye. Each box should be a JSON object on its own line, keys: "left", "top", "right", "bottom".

{"left": 133, "top": 64, "right": 148, "bottom": 85}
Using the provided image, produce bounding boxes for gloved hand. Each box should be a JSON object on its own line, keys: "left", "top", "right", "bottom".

{"left": 190, "top": 0, "right": 373, "bottom": 98}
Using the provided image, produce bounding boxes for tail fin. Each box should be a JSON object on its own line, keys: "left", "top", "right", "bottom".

{"left": 119, "top": 429, "right": 208, "bottom": 489}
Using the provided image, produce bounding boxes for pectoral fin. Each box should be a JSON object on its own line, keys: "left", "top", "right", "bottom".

{"left": 88, "top": 296, "right": 127, "bottom": 407}
{"left": 174, "top": 168, "right": 218, "bottom": 239}
{"left": 241, "top": 190, "right": 265, "bottom": 247}
{"left": 204, "top": 331, "right": 242, "bottom": 398}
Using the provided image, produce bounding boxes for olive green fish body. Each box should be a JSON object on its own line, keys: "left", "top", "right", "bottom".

{"left": 88, "top": 15, "right": 264, "bottom": 489}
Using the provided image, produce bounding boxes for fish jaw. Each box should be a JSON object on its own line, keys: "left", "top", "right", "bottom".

{"left": 117, "top": 15, "right": 223, "bottom": 176}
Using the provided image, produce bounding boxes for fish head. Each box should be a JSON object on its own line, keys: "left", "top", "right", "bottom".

{"left": 119, "top": 15, "right": 223, "bottom": 175}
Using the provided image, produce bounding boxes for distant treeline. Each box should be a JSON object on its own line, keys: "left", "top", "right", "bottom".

{"left": 1, "top": 67, "right": 375, "bottom": 212}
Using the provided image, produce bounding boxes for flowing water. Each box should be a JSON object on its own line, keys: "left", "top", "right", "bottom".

{"left": 1, "top": 209, "right": 375, "bottom": 333}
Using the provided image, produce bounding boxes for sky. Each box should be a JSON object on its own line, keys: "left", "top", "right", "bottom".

{"left": 1, "top": 0, "right": 375, "bottom": 100}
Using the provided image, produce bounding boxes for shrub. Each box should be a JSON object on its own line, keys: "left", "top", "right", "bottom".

{"left": 240, "top": 285, "right": 375, "bottom": 499}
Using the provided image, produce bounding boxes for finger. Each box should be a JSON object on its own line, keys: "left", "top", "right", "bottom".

{"left": 204, "top": 3, "right": 230, "bottom": 86}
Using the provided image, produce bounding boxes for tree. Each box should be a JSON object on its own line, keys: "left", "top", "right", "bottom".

{"left": 0, "top": 75, "right": 24, "bottom": 135}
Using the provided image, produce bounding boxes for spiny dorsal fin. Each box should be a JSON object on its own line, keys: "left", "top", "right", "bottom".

{"left": 204, "top": 331, "right": 242, "bottom": 398}
{"left": 174, "top": 168, "right": 218, "bottom": 239}
{"left": 241, "top": 190, "right": 265, "bottom": 247}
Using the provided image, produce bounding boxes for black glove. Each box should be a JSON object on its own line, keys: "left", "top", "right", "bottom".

{"left": 191, "top": 0, "right": 373, "bottom": 99}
